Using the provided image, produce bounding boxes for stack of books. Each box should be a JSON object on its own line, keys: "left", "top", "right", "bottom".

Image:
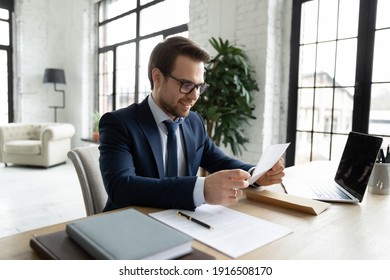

{"left": 30, "top": 209, "right": 213, "bottom": 260}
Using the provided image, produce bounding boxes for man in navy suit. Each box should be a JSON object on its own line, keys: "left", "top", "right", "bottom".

{"left": 99, "top": 36, "right": 285, "bottom": 212}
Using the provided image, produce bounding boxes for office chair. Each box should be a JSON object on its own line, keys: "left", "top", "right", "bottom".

{"left": 67, "top": 146, "right": 107, "bottom": 216}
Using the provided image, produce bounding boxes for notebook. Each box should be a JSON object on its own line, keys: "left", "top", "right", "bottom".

{"left": 30, "top": 230, "right": 214, "bottom": 260}
{"left": 66, "top": 208, "right": 193, "bottom": 260}
{"left": 283, "top": 131, "right": 383, "bottom": 203}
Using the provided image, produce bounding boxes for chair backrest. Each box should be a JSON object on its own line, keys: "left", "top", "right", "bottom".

{"left": 67, "top": 146, "right": 107, "bottom": 216}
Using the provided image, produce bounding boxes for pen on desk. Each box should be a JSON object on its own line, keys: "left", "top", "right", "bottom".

{"left": 177, "top": 211, "right": 214, "bottom": 230}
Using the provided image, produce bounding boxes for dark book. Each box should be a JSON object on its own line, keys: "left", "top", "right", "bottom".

{"left": 65, "top": 209, "right": 193, "bottom": 260}
{"left": 30, "top": 230, "right": 214, "bottom": 260}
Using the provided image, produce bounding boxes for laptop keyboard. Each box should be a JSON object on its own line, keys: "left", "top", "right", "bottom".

{"left": 309, "top": 183, "right": 352, "bottom": 200}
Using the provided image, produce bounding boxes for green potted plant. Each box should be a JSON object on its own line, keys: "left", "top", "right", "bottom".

{"left": 92, "top": 112, "right": 100, "bottom": 142}
{"left": 193, "top": 37, "right": 258, "bottom": 156}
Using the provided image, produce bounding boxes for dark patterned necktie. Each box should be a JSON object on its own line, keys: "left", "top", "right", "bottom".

{"left": 163, "top": 120, "right": 181, "bottom": 177}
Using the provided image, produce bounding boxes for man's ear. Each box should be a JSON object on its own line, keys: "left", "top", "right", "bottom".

{"left": 152, "top": 68, "right": 163, "bottom": 88}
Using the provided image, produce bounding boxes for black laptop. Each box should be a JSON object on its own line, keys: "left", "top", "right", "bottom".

{"left": 283, "top": 131, "right": 383, "bottom": 203}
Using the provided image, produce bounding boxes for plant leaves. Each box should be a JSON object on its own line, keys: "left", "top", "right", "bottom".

{"left": 193, "top": 37, "right": 258, "bottom": 156}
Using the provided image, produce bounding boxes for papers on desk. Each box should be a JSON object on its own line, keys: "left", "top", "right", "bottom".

{"left": 248, "top": 142, "right": 290, "bottom": 184}
{"left": 150, "top": 204, "right": 292, "bottom": 258}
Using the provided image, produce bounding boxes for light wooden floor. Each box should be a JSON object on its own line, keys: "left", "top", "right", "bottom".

{"left": 0, "top": 161, "right": 86, "bottom": 238}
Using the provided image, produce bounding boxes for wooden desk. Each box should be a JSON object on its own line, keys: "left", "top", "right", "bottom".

{"left": 1, "top": 161, "right": 389, "bottom": 260}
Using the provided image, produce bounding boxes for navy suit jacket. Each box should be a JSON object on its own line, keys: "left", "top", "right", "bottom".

{"left": 99, "top": 96, "right": 254, "bottom": 211}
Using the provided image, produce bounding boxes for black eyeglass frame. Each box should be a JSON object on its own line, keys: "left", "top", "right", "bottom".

{"left": 164, "top": 73, "right": 209, "bottom": 95}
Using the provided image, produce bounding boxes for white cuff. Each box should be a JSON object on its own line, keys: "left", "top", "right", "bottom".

{"left": 193, "top": 177, "right": 206, "bottom": 207}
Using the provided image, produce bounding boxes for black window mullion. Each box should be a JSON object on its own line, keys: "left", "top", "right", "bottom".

{"left": 286, "top": 0, "right": 305, "bottom": 167}
{"left": 0, "top": 0, "right": 13, "bottom": 10}
{"left": 309, "top": 1, "right": 321, "bottom": 162}
{"left": 134, "top": 0, "right": 140, "bottom": 104}
{"left": 7, "top": 41, "right": 13, "bottom": 123}
{"left": 0, "top": 0, "right": 14, "bottom": 123}
{"left": 327, "top": 0, "right": 342, "bottom": 161}
{"left": 352, "top": 0, "right": 378, "bottom": 133}
{"left": 112, "top": 48, "right": 117, "bottom": 110}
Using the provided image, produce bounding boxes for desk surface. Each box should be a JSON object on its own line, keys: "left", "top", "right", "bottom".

{"left": 1, "top": 161, "right": 389, "bottom": 260}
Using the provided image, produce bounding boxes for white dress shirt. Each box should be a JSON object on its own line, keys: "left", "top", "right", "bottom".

{"left": 148, "top": 96, "right": 205, "bottom": 206}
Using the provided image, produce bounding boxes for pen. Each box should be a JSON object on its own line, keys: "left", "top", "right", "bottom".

{"left": 379, "top": 148, "right": 386, "bottom": 163}
{"left": 386, "top": 145, "right": 390, "bottom": 163}
{"left": 177, "top": 211, "right": 214, "bottom": 230}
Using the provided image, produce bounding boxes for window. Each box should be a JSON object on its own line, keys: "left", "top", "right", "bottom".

{"left": 0, "top": 0, "right": 13, "bottom": 124}
{"left": 370, "top": 0, "right": 390, "bottom": 138}
{"left": 286, "top": 0, "right": 390, "bottom": 166}
{"left": 97, "top": 0, "right": 189, "bottom": 115}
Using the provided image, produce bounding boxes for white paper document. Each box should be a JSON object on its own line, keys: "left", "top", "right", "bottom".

{"left": 150, "top": 204, "right": 292, "bottom": 258}
{"left": 248, "top": 143, "right": 290, "bottom": 185}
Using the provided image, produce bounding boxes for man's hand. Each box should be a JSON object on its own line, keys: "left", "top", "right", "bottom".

{"left": 204, "top": 169, "right": 250, "bottom": 205}
{"left": 256, "top": 158, "right": 285, "bottom": 186}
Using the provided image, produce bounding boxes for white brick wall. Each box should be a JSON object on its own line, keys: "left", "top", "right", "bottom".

{"left": 13, "top": 0, "right": 292, "bottom": 159}
{"left": 14, "top": 0, "right": 96, "bottom": 148}
{"left": 189, "top": 0, "right": 292, "bottom": 163}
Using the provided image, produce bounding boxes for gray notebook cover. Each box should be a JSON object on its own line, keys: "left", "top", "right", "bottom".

{"left": 66, "top": 209, "right": 193, "bottom": 260}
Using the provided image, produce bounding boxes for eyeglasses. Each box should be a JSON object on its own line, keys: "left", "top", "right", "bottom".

{"left": 165, "top": 73, "right": 209, "bottom": 95}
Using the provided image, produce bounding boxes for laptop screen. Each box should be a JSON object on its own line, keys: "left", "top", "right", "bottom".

{"left": 334, "top": 131, "right": 383, "bottom": 202}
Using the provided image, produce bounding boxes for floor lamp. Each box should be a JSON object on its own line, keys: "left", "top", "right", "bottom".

{"left": 43, "top": 68, "right": 66, "bottom": 122}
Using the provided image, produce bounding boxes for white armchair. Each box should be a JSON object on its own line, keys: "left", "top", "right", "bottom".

{"left": 0, "top": 123, "right": 75, "bottom": 167}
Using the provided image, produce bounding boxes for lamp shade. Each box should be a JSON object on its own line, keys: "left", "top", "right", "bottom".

{"left": 43, "top": 68, "right": 66, "bottom": 84}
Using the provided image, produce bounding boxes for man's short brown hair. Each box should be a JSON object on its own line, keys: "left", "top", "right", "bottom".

{"left": 148, "top": 36, "right": 211, "bottom": 89}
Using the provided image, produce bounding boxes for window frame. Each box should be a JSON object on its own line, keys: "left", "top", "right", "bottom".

{"left": 0, "top": 0, "right": 14, "bottom": 123}
{"left": 97, "top": 0, "right": 188, "bottom": 114}
{"left": 286, "top": 0, "right": 381, "bottom": 166}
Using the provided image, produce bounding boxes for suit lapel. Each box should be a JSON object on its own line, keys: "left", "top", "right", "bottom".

{"left": 136, "top": 99, "right": 165, "bottom": 179}
{"left": 181, "top": 119, "right": 196, "bottom": 176}
{"left": 136, "top": 97, "right": 197, "bottom": 178}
